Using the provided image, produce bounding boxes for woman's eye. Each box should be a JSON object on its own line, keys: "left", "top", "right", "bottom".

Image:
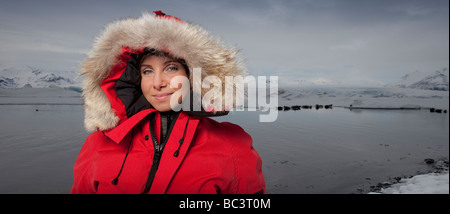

{"left": 166, "top": 65, "right": 178, "bottom": 72}
{"left": 142, "top": 69, "right": 153, "bottom": 75}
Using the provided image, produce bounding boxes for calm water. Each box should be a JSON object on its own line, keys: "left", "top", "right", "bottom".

{"left": 0, "top": 105, "right": 448, "bottom": 194}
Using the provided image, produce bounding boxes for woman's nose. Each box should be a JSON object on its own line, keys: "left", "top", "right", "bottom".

{"left": 152, "top": 72, "right": 166, "bottom": 90}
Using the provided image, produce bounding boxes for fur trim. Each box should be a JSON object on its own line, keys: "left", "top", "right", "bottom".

{"left": 82, "top": 13, "right": 247, "bottom": 131}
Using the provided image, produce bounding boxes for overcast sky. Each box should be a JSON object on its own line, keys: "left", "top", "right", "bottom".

{"left": 0, "top": 0, "right": 448, "bottom": 86}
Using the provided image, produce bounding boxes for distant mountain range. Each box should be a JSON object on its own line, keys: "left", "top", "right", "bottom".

{"left": 385, "top": 69, "right": 449, "bottom": 91}
{"left": 0, "top": 65, "right": 448, "bottom": 91}
{"left": 282, "top": 69, "right": 448, "bottom": 91}
{"left": 0, "top": 65, "right": 82, "bottom": 89}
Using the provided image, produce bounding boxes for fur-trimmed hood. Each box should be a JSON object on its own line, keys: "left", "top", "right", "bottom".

{"left": 81, "top": 11, "right": 247, "bottom": 131}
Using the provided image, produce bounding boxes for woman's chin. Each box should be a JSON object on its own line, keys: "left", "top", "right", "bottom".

{"left": 152, "top": 103, "right": 174, "bottom": 112}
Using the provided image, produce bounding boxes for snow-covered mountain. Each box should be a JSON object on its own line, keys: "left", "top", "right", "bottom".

{"left": 278, "top": 69, "right": 448, "bottom": 90}
{"left": 0, "top": 65, "right": 82, "bottom": 89}
{"left": 386, "top": 69, "right": 449, "bottom": 91}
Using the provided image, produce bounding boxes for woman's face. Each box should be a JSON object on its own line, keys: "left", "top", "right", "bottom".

{"left": 140, "top": 54, "right": 188, "bottom": 112}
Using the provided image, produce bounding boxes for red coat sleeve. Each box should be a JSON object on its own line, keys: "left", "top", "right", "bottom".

{"left": 70, "top": 132, "right": 100, "bottom": 194}
{"left": 223, "top": 122, "right": 266, "bottom": 194}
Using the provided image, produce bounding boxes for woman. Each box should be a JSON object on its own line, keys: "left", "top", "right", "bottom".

{"left": 71, "top": 11, "right": 265, "bottom": 194}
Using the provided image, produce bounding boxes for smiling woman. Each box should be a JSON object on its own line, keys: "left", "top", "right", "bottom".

{"left": 71, "top": 11, "right": 265, "bottom": 194}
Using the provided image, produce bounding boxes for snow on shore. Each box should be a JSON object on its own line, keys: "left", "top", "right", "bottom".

{"left": 367, "top": 159, "right": 449, "bottom": 194}
{"left": 369, "top": 171, "right": 449, "bottom": 194}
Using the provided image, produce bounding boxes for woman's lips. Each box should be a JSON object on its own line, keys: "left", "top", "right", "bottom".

{"left": 152, "top": 93, "right": 173, "bottom": 101}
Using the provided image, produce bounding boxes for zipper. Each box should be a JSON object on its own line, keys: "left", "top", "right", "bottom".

{"left": 143, "top": 112, "right": 179, "bottom": 193}
{"left": 143, "top": 138, "right": 161, "bottom": 193}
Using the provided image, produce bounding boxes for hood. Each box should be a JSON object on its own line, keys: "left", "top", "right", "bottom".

{"left": 81, "top": 11, "right": 247, "bottom": 132}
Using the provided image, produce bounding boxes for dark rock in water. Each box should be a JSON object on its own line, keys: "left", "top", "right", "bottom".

{"left": 291, "top": 105, "right": 301, "bottom": 110}
{"left": 35, "top": 109, "right": 39, "bottom": 112}
{"left": 424, "top": 158, "right": 435, "bottom": 165}
{"left": 430, "top": 108, "right": 435, "bottom": 112}
{"left": 435, "top": 109, "right": 442, "bottom": 113}
{"left": 283, "top": 106, "right": 291, "bottom": 111}
{"left": 277, "top": 106, "right": 283, "bottom": 111}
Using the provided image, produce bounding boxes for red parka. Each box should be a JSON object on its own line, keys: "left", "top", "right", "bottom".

{"left": 71, "top": 109, "right": 265, "bottom": 194}
{"left": 71, "top": 11, "right": 265, "bottom": 194}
